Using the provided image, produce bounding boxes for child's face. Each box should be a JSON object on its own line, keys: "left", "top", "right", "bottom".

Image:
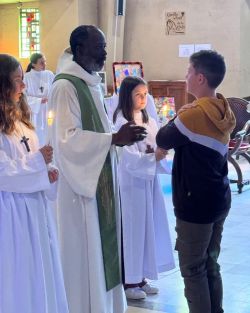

{"left": 132, "top": 84, "right": 148, "bottom": 112}
{"left": 33, "top": 57, "right": 46, "bottom": 71}
{"left": 10, "top": 66, "right": 25, "bottom": 103}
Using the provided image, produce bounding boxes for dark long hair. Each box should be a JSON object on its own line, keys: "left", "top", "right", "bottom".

{"left": 0, "top": 54, "right": 34, "bottom": 134}
{"left": 26, "top": 52, "right": 44, "bottom": 72}
{"left": 113, "top": 76, "right": 149, "bottom": 124}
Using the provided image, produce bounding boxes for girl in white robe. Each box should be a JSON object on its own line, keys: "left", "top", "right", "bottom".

{"left": 0, "top": 54, "right": 68, "bottom": 313}
{"left": 113, "top": 76, "right": 175, "bottom": 300}
{"left": 24, "top": 53, "right": 55, "bottom": 146}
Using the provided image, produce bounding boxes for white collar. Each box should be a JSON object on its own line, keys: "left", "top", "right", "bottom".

{"left": 58, "top": 59, "right": 101, "bottom": 87}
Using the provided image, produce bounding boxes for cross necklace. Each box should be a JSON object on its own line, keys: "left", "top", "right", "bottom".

{"left": 39, "top": 71, "right": 44, "bottom": 94}
{"left": 19, "top": 122, "right": 30, "bottom": 152}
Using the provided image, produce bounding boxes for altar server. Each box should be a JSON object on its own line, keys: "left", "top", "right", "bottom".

{"left": 24, "top": 53, "right": 54, "bottom": 145}
{"left": 0, "top": 54, "right": 68, "bottom": 313}
{"left": 113, "top": 76, "right": 175, "bottom": 300}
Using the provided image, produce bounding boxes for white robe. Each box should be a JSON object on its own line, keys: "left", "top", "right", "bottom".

{"left": 114, "top": 112, "right": 175, "bottom": 284}
{"left": 47, "top": 58, "right": 126, "bottom": 313}
{"left": 56, "top": 47, "right": 73, "bottom": 74}
{"left": 24, "top": 69, "right": 55, "bottom": 146}
{"left": 0, "top": 122, "right": 68, "bottom": 313}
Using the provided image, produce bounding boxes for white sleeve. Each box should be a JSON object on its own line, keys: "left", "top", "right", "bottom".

{"left": 120, "top": 143, "right": 156, "bottom": 180}
{"left": 114, "top": 115, "right": 156, "bottom": 180}
{"left": 23, "top": 75, "right": 42, "bottom": 114}
{"left": 48, "top": 80, "right": 112, "bottom": 198}
{"left": 25, "top": 95, "right": 42, "bottom": 114}
{"left": 44, "top": 181, "right": 58, "bottom": 201}
{"left": 0, "top": 145, "right": 50, "bottom": 193}
{"left": 156, "top": 158, "right": 172, "bottom": 174}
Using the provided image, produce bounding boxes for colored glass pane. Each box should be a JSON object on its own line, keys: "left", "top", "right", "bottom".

{"left": 19, "top": 8, "right": 40, "bottom": 58}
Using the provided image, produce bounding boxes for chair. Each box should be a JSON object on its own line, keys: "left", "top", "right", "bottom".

{"left": 227, "top": 97, "right": 250, "bottom": 193}
{"left": 227, "top": 97, "right": 250, "bottom": 139}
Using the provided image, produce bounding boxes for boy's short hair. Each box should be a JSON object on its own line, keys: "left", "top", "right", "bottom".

{"left": 190, "top": 50, "right": 226, "bottom": 89}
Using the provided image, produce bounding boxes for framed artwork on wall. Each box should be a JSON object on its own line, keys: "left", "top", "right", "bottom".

{"left": 112, "top": 62, "right": 144, "bottom": 94}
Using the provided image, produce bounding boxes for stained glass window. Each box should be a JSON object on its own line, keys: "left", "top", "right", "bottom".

{"left": 19, "top": 8, "right": 40, "bottom": 58}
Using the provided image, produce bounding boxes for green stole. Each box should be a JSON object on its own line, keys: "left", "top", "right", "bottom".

{"left": 54, "top": 74, "right": 121, "bottom": 291}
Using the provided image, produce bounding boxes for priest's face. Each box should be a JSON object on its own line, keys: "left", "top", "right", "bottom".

{"left": 76, "top": 28, "right": 107, "bottom": 73}
{"left": 11, "top": 66, "right": 26, "bottom": 103}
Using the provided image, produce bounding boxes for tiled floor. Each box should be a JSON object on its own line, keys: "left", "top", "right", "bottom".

{"left": 126, "top": 157, "right": 250, "bottom": 313}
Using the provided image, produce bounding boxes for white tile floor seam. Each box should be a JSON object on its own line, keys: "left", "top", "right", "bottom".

{"left": 125, "top": 156, "right": 250, "bottom": 313}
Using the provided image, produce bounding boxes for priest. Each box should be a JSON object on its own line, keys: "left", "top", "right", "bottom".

{"left": 48, "top": 25, "right": 147, "bottom": 313}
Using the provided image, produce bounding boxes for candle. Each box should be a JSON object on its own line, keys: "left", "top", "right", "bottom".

{"left": 47, "top": 110, "right": 54, "bottom": 126}
{"left": 46, "top": 110, "right": 54, "bottom": 146}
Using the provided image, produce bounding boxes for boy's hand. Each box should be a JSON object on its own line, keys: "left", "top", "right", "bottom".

{"left": 177, "top": 103, "right": 197, "bottom": 115}
{"left": 155, "top": 147, "right": 168, "bottom": 161}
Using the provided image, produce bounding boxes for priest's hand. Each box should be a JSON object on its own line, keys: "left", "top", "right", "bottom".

{"left": 40, "top": 145, "right": 53, "bottom": 164}
{"left": 48, "top": 167, "right": 59, "bottom": 183}
{"left": 112, "top": 122, "right": 147, "bottom": 146}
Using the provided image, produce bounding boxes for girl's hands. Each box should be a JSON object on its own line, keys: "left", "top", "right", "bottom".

{"left": 145, "top": 145, "right": 168, "bottom": 161}
{"left": 41, "top": 97, "right": 48, "bottom": 104}
{"left": 145, "top": 144, "right": 154, "bottom": 154}
{"left": 39, "top": 145, "right": 53, "bottom": 164}
{"left": 48, "top": 167, "right": 59, "bottom": 183}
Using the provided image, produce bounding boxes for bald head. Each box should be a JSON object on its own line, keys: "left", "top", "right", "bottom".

{"left": 70, "top": 25, "right": 97, "bottom": 56}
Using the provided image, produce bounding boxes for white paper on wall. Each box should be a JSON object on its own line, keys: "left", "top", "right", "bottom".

{"left": 194, "top": 44, "right": 212, "bottom": 52}
{"left": 178, "top": 44, "right": 195, "bottom": 58}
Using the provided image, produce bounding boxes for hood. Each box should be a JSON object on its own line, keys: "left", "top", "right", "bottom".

{"left": 194, "top": 93, "right": 236, "bottom": 136}
{"left": 56, "top": 47, "right": 73, "bottom": 74}
{"left": 55, "top": 47, "right": 101, "bottom": 87}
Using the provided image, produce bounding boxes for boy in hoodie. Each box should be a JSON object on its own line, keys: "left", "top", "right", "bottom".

{"left": 156, "top": 50, "right": 235, "bottom": 313}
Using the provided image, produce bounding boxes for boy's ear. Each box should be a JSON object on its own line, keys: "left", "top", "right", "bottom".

{"left": 198, "top": 73, "right": 206, "bottom": 85}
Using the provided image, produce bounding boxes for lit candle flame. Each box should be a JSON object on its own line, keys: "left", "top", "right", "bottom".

{"left": 47, "top": 110, "right": 54, "bottom": 126}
